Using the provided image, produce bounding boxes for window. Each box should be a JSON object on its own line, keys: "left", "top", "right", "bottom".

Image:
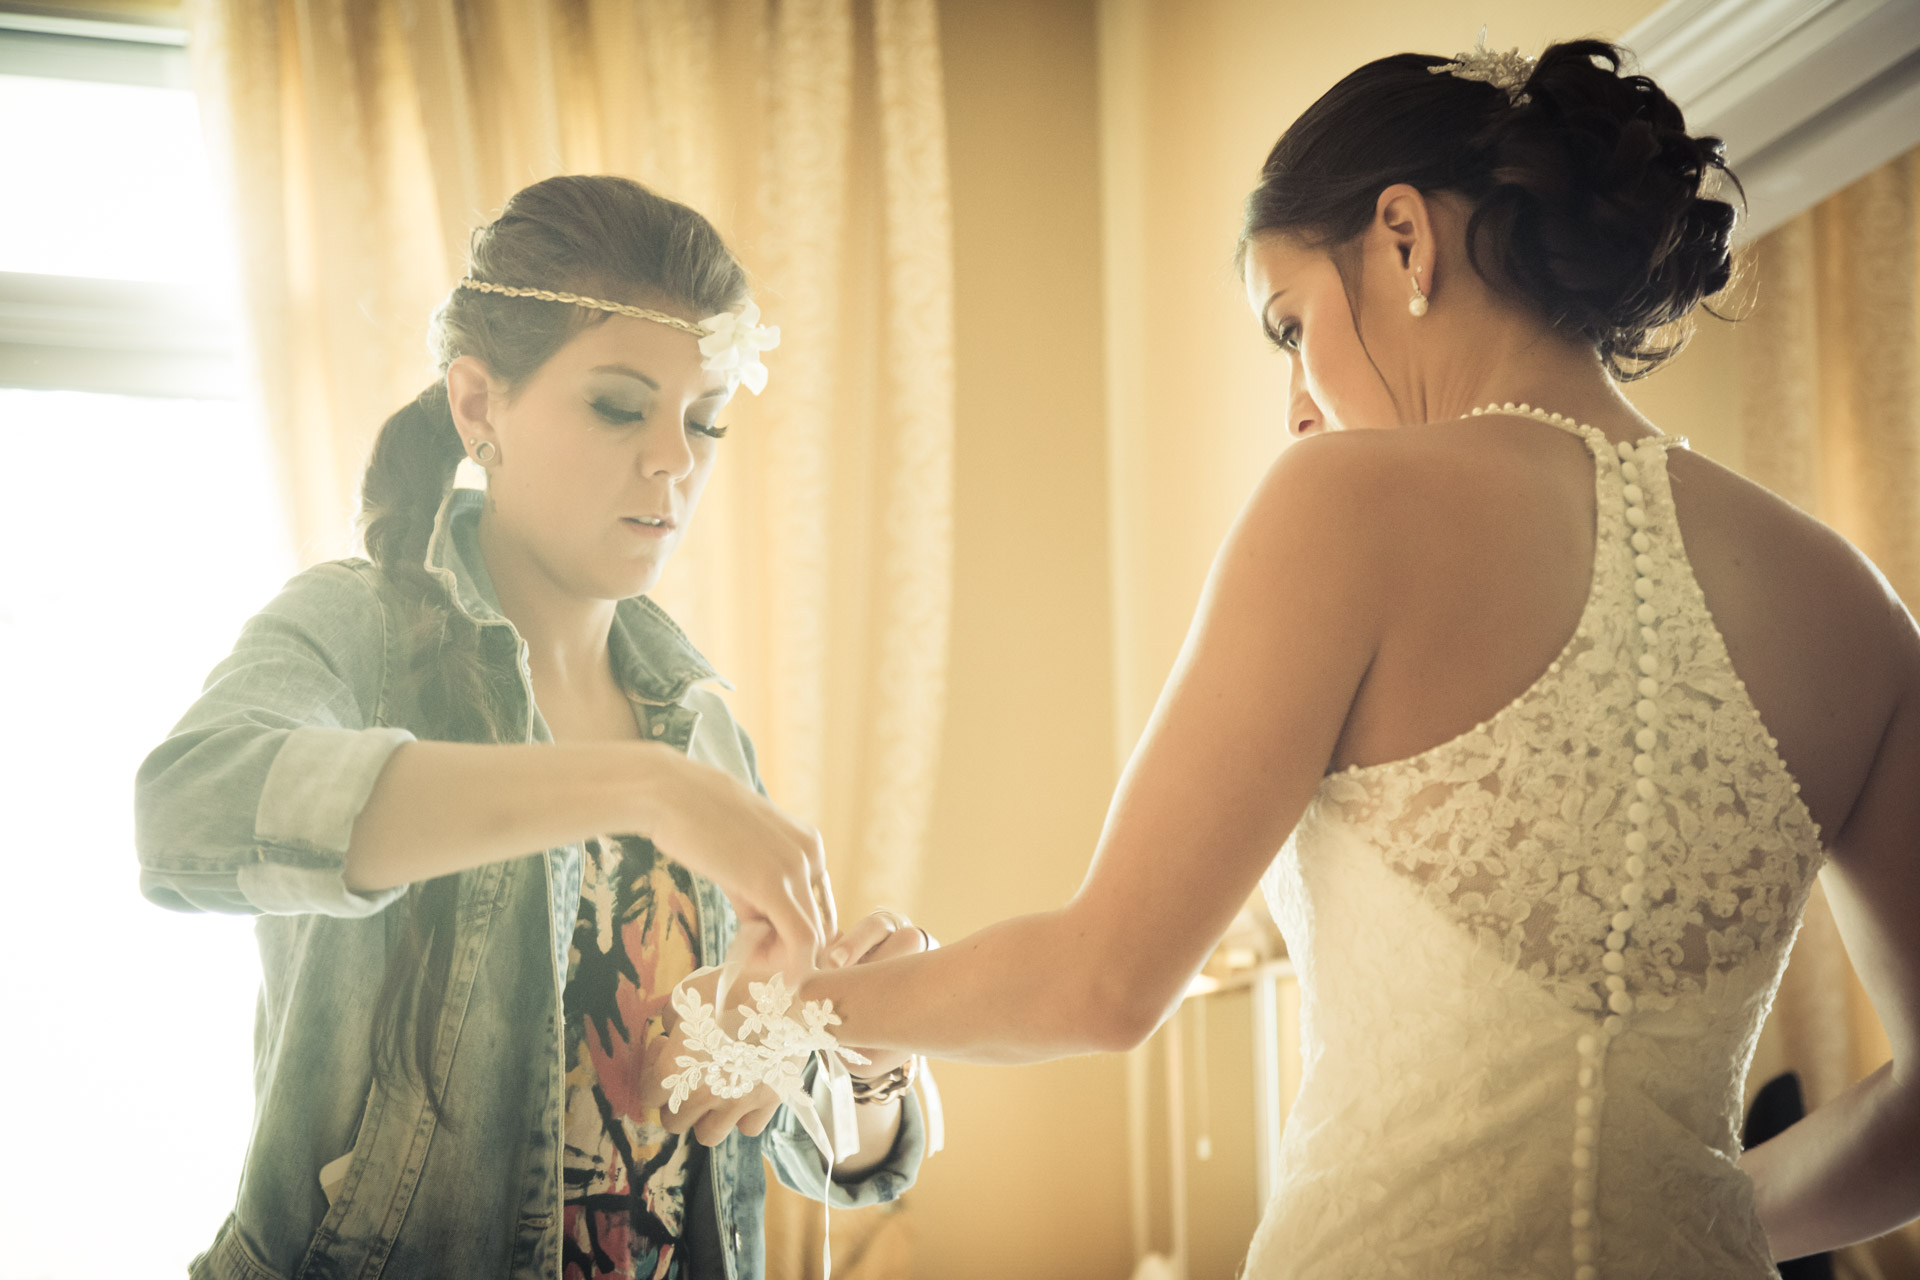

{"left": 0, "top": 10, "right": 290, "bottom": 1274}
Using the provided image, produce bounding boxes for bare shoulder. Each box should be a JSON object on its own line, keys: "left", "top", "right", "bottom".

{"left": 1256, "top": 416, "right": 1598, "bottom": 555}
{"left": 1668, "top": 447, "right": 1918, "bottom": 673}
{"left": 1246, "top": 425, "right": 1505, "bottom": 542}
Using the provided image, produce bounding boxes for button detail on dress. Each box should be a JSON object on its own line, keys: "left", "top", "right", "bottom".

{"left": 1462, "top": 404, "right": 1676, "bottom": 1280}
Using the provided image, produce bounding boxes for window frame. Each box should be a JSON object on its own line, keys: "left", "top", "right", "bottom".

{"left": 0, "top": 8, "right": 238, "bottom": 400}
{"left": 1625, "top": 0, "right": 1920, "bottom": 241}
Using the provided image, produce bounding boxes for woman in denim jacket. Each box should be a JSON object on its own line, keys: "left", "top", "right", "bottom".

{"left": 135, "top": 175, "right": 926, "bottom": 1280}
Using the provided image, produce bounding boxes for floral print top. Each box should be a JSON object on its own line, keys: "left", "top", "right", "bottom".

{"left": 563, "top": 834, "right": 702, "bottom": 1280}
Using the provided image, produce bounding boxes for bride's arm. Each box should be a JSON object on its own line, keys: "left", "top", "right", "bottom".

{"left": 1739, "top": 627, "right": 1920, "bottom": 1260}
{"left": 798, "top": 437, "right": 1386, "bottom": 1063}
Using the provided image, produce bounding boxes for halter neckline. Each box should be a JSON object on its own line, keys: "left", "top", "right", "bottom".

{"left": 1460, "top": 402, "right": 1689, "bottom": 453}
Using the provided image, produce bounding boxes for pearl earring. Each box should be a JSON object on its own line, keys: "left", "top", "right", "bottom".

{"left": 1408, "top": 272, "right": 1429, "bottom": 318}
{"left": 472, "top": 439, "right": 498, "bottom": 464}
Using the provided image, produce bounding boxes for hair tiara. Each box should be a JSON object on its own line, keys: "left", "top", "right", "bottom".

{"left": 455, "top": 277, "right": 781, "bottom": 395}
{"left": 1430, "top": 26, "right": 1537, "bottom": 106}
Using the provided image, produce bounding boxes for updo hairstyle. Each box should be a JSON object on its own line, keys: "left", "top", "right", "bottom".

{"left": 1241, "top": 40, "right": 1742, "bottom": 379}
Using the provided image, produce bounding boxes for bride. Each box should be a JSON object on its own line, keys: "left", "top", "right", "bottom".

{"left": 646, "top": 38, "right": 1920, "bottom": 1275}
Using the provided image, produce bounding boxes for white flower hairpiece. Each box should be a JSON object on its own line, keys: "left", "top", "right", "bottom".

{"left": 697, "top": 301, "right": 781, "bottom": 396}
{"left": 1431, "top": 26, "right": 1536, "bottom": 106}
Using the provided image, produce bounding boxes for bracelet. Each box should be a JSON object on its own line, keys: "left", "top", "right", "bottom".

{"left": 850, "top": 1056, "right": 916, "bottom": 1105}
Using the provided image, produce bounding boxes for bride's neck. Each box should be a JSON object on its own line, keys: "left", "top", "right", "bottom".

{"left": 1401, "top": 302, "right": 1644, "bottom": 433}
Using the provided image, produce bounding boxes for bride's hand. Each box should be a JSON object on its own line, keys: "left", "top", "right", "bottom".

{"left": 638, "top": 964, "right": 787, "bottom": 1144}
{"left": 637, "top": 912, "right": 932, "bottom": 1147}
{"left": 828, "top": 909, "right": 937, "bottom": 1080}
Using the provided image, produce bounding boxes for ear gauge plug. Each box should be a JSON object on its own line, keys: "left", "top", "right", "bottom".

{"left": 1408, "top": 272, "right": 1429, "bottom": 318}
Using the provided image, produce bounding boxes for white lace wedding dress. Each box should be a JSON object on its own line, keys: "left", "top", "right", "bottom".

{"left": 1247, "top": 411, "right": 1824, "bottom": 1279}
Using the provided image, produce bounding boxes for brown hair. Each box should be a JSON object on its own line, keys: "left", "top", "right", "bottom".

{"left": 359, "top": 174, "right": 750, "bottom": 1120}
{"left": 1239, "top": 40, "right": 1741, "bottom": 380}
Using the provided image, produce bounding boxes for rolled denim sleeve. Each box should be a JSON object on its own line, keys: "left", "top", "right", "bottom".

{"left": 135, "top": 561, "right": 415, "bottom": 917}
{"left": 763, "top": 1071, "right": 926, "bottom": 1208}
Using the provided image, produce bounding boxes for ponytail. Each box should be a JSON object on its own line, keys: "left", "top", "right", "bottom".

{"left": 359, "top": 381, "right": 496, "bottom": 1125}
{"left": 362, "top": 381, "right": 463, "bottom": 592}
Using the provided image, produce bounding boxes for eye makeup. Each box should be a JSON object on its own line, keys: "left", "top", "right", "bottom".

{"left": 583, "top": 364, "right": 729, "bottom": 439}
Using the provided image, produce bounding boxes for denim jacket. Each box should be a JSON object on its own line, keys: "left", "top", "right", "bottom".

{"left": 135, "top": 488, "right": 922, "bottom": 1280}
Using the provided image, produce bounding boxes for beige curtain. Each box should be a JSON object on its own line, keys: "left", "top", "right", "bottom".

{"left": 185, "top": 1, "right": 952, "bottom": 1270}
{"left": 1739, "top": 146, "right": 1920, "bottom": 1280}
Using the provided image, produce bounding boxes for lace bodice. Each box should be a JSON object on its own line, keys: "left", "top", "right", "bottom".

{"left": 1247, "top": 409, "right": 1826, "bottom": 1280}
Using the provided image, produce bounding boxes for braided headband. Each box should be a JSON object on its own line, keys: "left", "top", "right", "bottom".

{"left": 455, "top": 277, "right": 780, "bottom": 394}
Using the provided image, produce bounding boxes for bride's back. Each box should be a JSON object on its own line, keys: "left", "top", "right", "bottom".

{"left": 1328, "top": 410, "right": 1911, "bottom": 845}
{"left": 1245, "top": 402, "right": 1882, "bottom": 1278}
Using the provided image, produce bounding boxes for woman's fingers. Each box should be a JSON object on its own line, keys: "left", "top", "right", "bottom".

{"left": 761, "top": 881, "right": 820, "bottom": 975}
{"left": 829, "top": 911, "right": 899, "bottom": 967}
{"left": 736, "top": 1100, "right": 781, "bottom": 1138}
{"left": 658, "top": 1092, "right": 699, "bottom": 1134}
{"left": 693, "top": 1094, "right": 764, "bottom": 1146}
{"left": 765, "top": 817, "right": 830, "bottom": 966}
{"left": 828, "top": 908, "right": 936, "bottom": 967}
{"left": 866, "top": 920, "right": 930, "bottom": 962}
{"left": 812, "top": 853, "right": 839, "bottom": 946}
{"left": 649, "top": 757, "right": 835, "bottom": 971}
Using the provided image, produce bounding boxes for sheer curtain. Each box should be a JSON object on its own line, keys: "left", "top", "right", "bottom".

{"left": 184, "top": 2, "right": 952, "bottom": 1270}
{"left": 1740, "top": 145, "right": 1920, "bottom": 1280}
